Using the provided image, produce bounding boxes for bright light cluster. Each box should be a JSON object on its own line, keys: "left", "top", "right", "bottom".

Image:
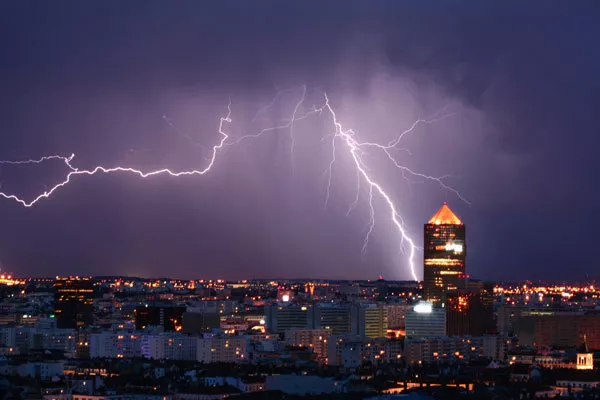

{"left": 494, "top": 283, "right": 599, "bottom": 306}
{"left": 445, "top": 242, "right": 464, "bottom": 254}
{"left": 413, "top": 301, "right": 433, "bottom": 314}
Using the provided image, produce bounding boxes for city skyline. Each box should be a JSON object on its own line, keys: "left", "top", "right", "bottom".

{"left": 1, "top": 253, "right": 598, "bottom": 398}
{"left": 0, "top": 199, "right": 597, "bottom": 283}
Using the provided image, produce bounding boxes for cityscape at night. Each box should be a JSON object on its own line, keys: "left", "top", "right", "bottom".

{"left": 0, "top": 203, "right": 598, "bottom": 399}
{"left": 1, "top": 1, "right": 600, "bottom": 399}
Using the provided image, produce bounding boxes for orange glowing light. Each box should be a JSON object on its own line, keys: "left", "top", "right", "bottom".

{"left": 428, "top": 202, "right": 462, "bottom": 225}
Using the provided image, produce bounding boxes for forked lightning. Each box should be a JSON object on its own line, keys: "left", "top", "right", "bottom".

{"left": 0, "top": 89, "right": 465, "bottom": 280}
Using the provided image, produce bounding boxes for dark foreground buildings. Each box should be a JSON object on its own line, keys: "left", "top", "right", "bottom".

{"left": 54, "top": 276, "right": 94, "bottom": 329}
{"left": 446, "top": 280, "right": 496, "bottom": 336}
{"left": 511, "top": 311, "right": 600, "bottom": 350}
{"left": 423, "top": 202, "right": 466, "bottom": 304}
{"left": 134, "top": 305, "right": 186, "bottom": 331}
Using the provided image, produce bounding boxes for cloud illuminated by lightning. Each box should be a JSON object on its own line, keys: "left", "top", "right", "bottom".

{"left": 235, "top": 90, "right": 465, "bottom": 280}
{"left": 0, "top": 88, "right": 466, "bottom": 280}
{"left": 0, "top": 101, "right": 231, "bottom": 208}
{"left": 318, "top": 94, "right": 425, "bottom": 280}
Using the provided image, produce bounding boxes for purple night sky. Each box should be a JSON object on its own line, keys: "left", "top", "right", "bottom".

{"left": 0, "top": 1, "right": 598, "bottom": 281}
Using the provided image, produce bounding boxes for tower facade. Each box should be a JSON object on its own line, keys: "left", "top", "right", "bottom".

{"left": 54, "top": 276, "right": 94, "bottom": 329}
{"left": 446, "top": 281, "right": 495, "bottom": 336}
{"left": 423, "top": 203, "right": 466, "bottom": 304}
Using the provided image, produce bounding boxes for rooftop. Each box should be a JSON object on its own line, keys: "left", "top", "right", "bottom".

{"left": 428, "top": 202, "right": 462, "bottom": 225}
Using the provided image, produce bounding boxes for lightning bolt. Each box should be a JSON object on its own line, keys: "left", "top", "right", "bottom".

{"left": 316, "top": 94, "right": 424, "bottom": 280}
{"left": 0, "top": 101, "right": 232, "bottom": 208}
{"left": 229, "top": 90, "right": 465, "bottom": 280}
{"left": 0, "top": 88, "right": 465, "bottom": 281}
{"left": 0, "top": 154, "right": 75, "bottom": 166}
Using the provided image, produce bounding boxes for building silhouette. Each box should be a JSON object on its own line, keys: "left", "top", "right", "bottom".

{"left": 54, "top": 276, "right": 94, "bottom": 329}
{"left": 265, "top": 304, "right": 311, "bottom": 334}
{"left": 182, "top": 311, "right": 220, "bottom": 334}
{"left": 310, "top": 303, "right": 353, "bottom": 336}
{"left": 446, "top": 280, "right": 496, "bottom": 336}
{"left": 134, "top": 305, "right": 186, "bottom": 332}
{"left": 423, "top": 202, "right": 466, "bottom": 304}
{"left": 512, "top": 312, "right": 600, "bottom": 350}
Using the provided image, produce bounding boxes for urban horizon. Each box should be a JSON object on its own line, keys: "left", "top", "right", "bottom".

{"left": 2, "top": 200, "right": 597, "bottom": 283}
{"left": 8, "top": 275, "right": 600, "bottom": 286}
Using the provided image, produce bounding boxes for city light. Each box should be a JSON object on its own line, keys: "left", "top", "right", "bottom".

{"left": 413, "top": 302, "right": 433, "bottom": 314}
{"left": 445, "top": 242, "right": 464, "bottom": 253}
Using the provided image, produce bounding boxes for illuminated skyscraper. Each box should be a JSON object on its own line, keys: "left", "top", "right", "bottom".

{"left": 423, "top": 202, "right": 466, "bottom": 304}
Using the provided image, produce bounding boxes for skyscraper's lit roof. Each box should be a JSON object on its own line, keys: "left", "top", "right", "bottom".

{"left": 428, "top": 202, "right": 462, "bottom": 225}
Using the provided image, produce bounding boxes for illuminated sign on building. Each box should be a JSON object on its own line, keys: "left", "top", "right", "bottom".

{"left": 445, "top": 242, "right": 464, "bottom": 254}
{"left": 414, "top": 302, "right": 433, "bottom": 314}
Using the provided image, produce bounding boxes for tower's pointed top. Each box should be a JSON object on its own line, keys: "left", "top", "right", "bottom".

{"left": 579, "top": 334, "right": 590, "bottom": 353}
{"left": 428, "top": 203, "right": 462, "bottom": 225}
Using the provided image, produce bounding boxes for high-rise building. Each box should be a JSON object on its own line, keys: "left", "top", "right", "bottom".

{"left": 351, "top": 303, "right": 388, "bottom": 339}
{"left": 54, "top": 277, "right": 94, "bottom": 329}
{"left": 445, "top": 292, "right": 471, "bottom": 336}
{"left": 405, "top": 301, "right": 446, "bottom": 338}
{"left": 309, "top": 303, "right": 352, "bottom": 335}
{"left": 423, "top": 203, "right": 466, "bottom": 304}
{"left": 265, "top": 304, "right": 310, "bottom": 333}
{"left": 446, "top": 280, "right": 496, "bottom": 336}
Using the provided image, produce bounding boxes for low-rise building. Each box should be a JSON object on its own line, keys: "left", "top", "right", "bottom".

{"left": 285, "top": 329, "right": 330, "bottom": 364}
{"left": 266, "top": 375, "right": 347, "bottom": 395}
{"left": 197, "top": 336, "right": 247, "bottom": 363}
{"left": 17, "top": 361, "right": 65, "bottom": 379}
